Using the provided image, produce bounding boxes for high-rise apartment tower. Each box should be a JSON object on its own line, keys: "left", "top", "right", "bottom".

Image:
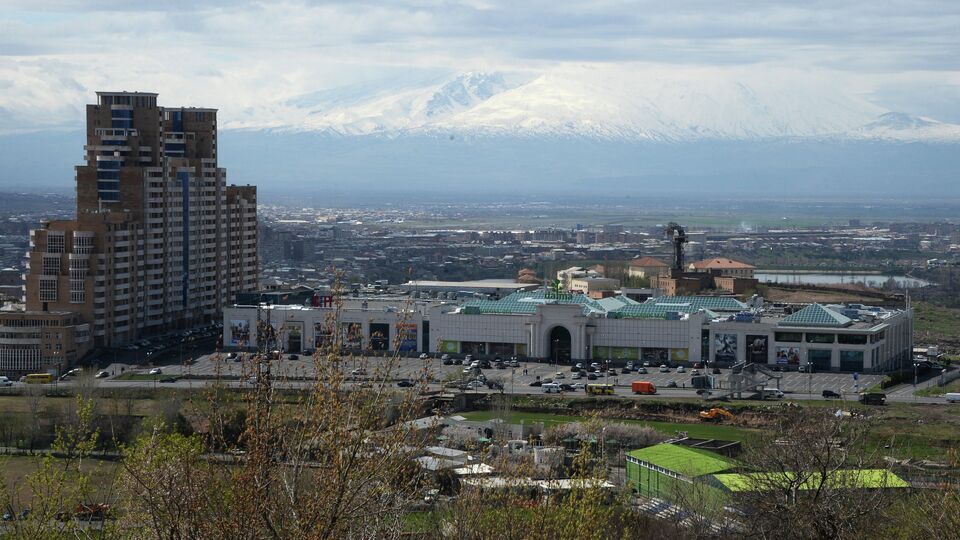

{"left": 19, "top": 91, "right": 257, "bottom": 352}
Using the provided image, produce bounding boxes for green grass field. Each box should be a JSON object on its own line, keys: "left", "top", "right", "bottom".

{"left": 915, "top": 379, "right": 960, "bottom": 397}
{"left": 914, "top": 302, "right": 960, "bottom": 343}
{"left": 459, "top": 410, "right": 755, "bottom": 441}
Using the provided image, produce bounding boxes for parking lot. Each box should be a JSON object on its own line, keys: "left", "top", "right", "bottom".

{"left": 126, "top": 353, "right": 884, "bottom": 398}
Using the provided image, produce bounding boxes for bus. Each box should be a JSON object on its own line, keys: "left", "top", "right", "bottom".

{"left": 585, "top": 383, "right": 615, "bottom": 395}
{"left": 23, "top": 373, "right": 54, "bottom": 384}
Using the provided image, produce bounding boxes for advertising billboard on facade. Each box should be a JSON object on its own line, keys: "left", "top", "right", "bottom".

{"left": 746, "top": 335, "right": 769, "bottom": 363}
{"left": 230, "top": 319, "right": 250, "bottom": 346}
{"left": 714, "top": 334, "right": 737, "bottom": 363}
{"left": 776, "top": 346, "right": 801, "bottom": 365}
{"left": 397, "top": 323, "right": 418, "bottom": 352}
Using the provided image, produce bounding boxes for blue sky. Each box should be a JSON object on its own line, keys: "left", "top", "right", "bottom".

{"left": 1, "top": 0, "right": 959, "bottom": 131}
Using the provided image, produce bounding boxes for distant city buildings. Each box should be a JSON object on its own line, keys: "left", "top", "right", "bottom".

{"left": 1, "top": 91, "right": 257, "bottom": 377}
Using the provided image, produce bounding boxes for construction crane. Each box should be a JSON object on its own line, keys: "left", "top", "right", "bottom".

{"left": 664, "top": 222, "right": 687, "bottom": 272}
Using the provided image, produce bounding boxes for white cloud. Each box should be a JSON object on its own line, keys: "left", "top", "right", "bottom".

{"left": 0, "top": 0, "right": 958, "bottom": 131}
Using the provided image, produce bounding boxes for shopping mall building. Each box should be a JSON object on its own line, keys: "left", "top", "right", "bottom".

{"left": 222, "top": 289, "right": 913, "bottom": 373}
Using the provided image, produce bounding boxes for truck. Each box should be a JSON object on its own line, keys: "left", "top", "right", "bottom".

{"left": 945, "top": 393, "right": 960, "bottom": 403}
{"left": 631, "top": 381, "right": 657, "bottom": 395}
{"left": 542, "top": 383, "right": 562, "bottom": 394}
{"left": 858, "top": 392, "right": 886, "bottom": 405}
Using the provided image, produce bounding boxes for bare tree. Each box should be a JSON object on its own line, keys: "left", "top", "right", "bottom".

{"left": 734, "top": 409, "right": 902, "bottom": 540}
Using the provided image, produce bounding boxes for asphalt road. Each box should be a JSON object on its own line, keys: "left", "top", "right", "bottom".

{"left": 67, "top": 353, "right": 949, "bottom": 405}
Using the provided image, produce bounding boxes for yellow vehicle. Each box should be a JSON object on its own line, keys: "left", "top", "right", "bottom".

{"left": 23, "top": 373, "right": 54, "bottom": 384}
{"left": 699, "top": 408, "right": 735, "bottom": 422}
{"left": 585, "top": 383, "right": 615, "bottom": 395}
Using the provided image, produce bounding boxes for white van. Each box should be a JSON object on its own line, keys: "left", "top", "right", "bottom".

{"left": 945, "top": 393, "right": 960, "bottom": 403}
{"left": 0, "top": 376, "right": 11, "bottom": 387}
{"left": 762, "top": 387, "right": 785, "bottom": 399}
{"left": 542, "top": 383, "right": 562, "bottom": 394}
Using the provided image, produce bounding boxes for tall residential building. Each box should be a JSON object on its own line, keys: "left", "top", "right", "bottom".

{"left": 9, "top": 92, "right": 257, "bottom": 369}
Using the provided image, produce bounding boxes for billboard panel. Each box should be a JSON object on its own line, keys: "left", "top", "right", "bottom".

{"left": 230, "top": 319, "right": 250, "bottom": 346}
{"left": 714, "top": 334, "right": 738, "bottom": 363}
{"left": 776, "top": 346, "right": 801, "bottom": 365}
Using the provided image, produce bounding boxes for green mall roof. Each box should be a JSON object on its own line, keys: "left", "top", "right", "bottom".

{"left": 779, "top": 303, "right": 853, "bottom": 328}
{"left": 627, "top": 443, "right": 736, "bottom": 477}
{"left": 712, "top": 469, "right": 909, "bottom": 492}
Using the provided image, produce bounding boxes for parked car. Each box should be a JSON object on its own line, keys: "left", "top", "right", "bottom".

{"left": 571, "top": 383, "right": 585, "bottom": 391}
{"left": 677, "top": 366, "right": 686, "bottom": 373}
{"left": 508, "top": 359, "right": 519, "bottom": 368}
{"left": 659, "top": 365, "right": 670, "bottom": 373}
{"left": 0, "top": 376, "right": 12, "bottom": 387}
{"left": 574, "top": 363, "right": 584, "bottom": 371}
{"left": 529, "top": 380, "right": 543, "bottom": 387}
{"left": 95, "top": 371, "right": 110, "bottom": 379}
{"left": 586, "top": 373, "right": 598, "bottom": 381}
{"left": 396, "top": 380, "right": 415, "bottom": 387}
{"left": 148, "top": 368, "right": 163, "bottom": 375}
{"left": 636, "top": 367, "right": 648, "bottom": 374}
{"left": 559, "top": 383, "right": 574, "bottom": 392}
{"left": 441, "top": 354, "right": 450, "bottom": 361}
{"left": 442, "top": 358, "right": 453, "bottom": 365}
{"left": 554, "top": 371, "right": 565, "bottom": 379}
{"left": 665, "top": 380, "right": 678, "bottom": 388}
{"left": 571, "top": 372, "right": 582, "bottom": 380}
{"left": 621, "top": 367, "right": 632, "bottom": 374}
{"left": 712, "top": 367, "right": 722, "bottom": 374}
{"left": 419, "top": 353, "right": 429, "bottom": 360}
{"left": 226, "top": 352, "right": 237, "bottom": 360}
{"left": 453, "top": 358, "right": 463, "bottom": 365}
{"left": 690, "top": 369, "right": 700, "bottom": 376}
{"left": 288, "top": 354, "right": 299, "bottom": 360}
{"left": 350, "top": 368, "right": 367, "bottom": 377}
{"left": 693, "top": 362, "right": 704, "bottom": 369}
{"left": 643, "top": 361, "right": 651, "bottom": 367}
{"left": 822, "top": 389, "right": 841, "bottom": 399}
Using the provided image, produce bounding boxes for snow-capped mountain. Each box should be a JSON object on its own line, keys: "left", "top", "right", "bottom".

{"left": 239, "top": 67, "right": 960, "bottom": 142}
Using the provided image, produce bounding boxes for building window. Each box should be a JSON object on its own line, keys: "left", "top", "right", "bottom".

{"left": 806, "top": 333, "right": 835, "bottom": 344}
{"left": 39, "top": 277, "right": 57, "bottom": 302}
{"left": 774, "top": 331, "right": 802, "bottom": 343}
{"left": 47, "top": 233, "right": 65, "bottom": 254}
{"left": 838, "top": 334, "right": 868, "bottom": 345}
{"left": 840, "top": 350, "right": 864, "bottom": 372}
{"left": 42, "top": 255, "right": 60, "bottom": 276}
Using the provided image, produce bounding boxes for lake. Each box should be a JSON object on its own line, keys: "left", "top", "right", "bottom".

{"left": 756, "top": 271, "right": 931, "bottom": 288}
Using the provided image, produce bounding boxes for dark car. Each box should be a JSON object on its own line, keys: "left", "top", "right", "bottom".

{"left": 158, "top": 376, "right": 179, "bottom": 383}
{"left": 479, "top": 360, "right": 492, "bottom": 370}
{"left": 396, "top": 380, "right": 415, "bottom": 388}
{"left": 453, "top": 359, "right": 463, "bottom": 365}
{"left": 665, "top": 380, "right": 678, "bottom": 388}
{"left": 620, "top": 367, "right": 631, "bottom": 374}
{"left": 859, "top": 392, "right": 886, "bottom": 405}
{"left": 487, "top": 380, "right": 504, "bottom": 391}
{"left": 442, "top": 359, "right": 453, "bottom": 366}
{"left": 559, "top": 383, "right": 574, "bottom": 392}
{"left": 288, "top": 354, "right": 299, "bottom": 360}
{"left": 586, "top": 373, "right": 598, "bottom": 381}
{"left": 712, "top": 367, "right": 722, "bottom": 375}
{"left": 822, "top": 389, "right": 841, "bottom": 399}
{"left": 529, "top": 380, "right": 543, "bottom": 387}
